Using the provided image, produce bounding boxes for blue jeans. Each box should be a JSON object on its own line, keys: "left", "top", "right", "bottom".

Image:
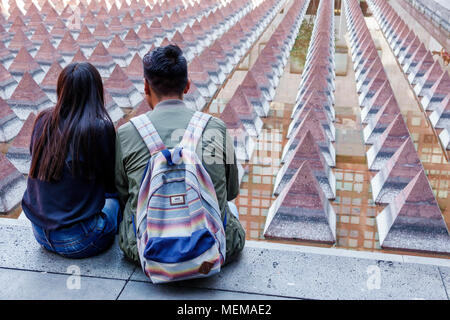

{"left": 32, "top": 198, "right": 121, "bottom": 259}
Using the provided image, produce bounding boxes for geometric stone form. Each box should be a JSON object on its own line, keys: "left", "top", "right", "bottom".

{"left": 288, "top": 91, "right": 336, "bottom": 143}
{"left": 407, "top": 51, "right": 434, "bottom": 85}
{"left": 104, "top": 65, "right": 142, "bottom": 110}
{"left": 93, "top": 21, "right": 113, "bottom": 43}
{"left": 7, "top": 29, "right": 34, "bottom": 54}
{"left": 0, "top": 97, "right": 21, "bottom": 142}
{"left": 282, "top": 108, "right": 335, "bottom": 167}
{"left": 30, "top": 23, "right": 52, "bottom": 46}
{"left": 56, "top": 31, "right": 80, "bottom": 59}
{"left": 184, "top": 82, "right": 206, "bottom": 111}
{"left": 122, "top": 29, "right": 145, "bottom": 56}
{"left": 0, "top": 64, "right": 18, "bottom": 100}
{"left": 360, "top": 80, "right": 393, "bottom": 124}
{"left": 403, "top": 43, "right": 427, "bottom": 75}
{"left": 6, "top": 113, "right": 35, "bottom": 174}
{"left": 188, "top": 58, "right": 217, "bottom": 98}
{"left": 413, "top": 60, "right": 443, "bottom": 98}
{"left": 366, "top": 113, "right": 410, "bottom": 171}
{"left": 8, "top": 47, "right": 44, "bottom": 81}
{"left": 430, "top": 95, "right": 450, "bottom": 130}
{"left": 420, "top": 71, "right": 450, "bottom": 112}
{"left": 227, "top": 88, "right": 263, "bottom": 137}
{"left": 76, "top": 25, "right": 98, "bottom": 54}
{"left": 107, "top": 34, "right": 132, "bottom": 67}
{"left": 363, "top": 94, "right": 401, "bottom": 145}
{"left": 39, "top": 61, "right": 62, "bottom": 103}
{"left": 263, "top": 160, "right": 336, "bottom": 244}
{"left": 220, "top": 103, "right": 255, "bottom": 161}
{"left": 71, "top": 49, "right": 88, "bottom": 63}
{"left": 370, "top": 138, "right": 423, "bottom": 204}
{"left": 273, "top": 130, "right": 335, "bottom": 199}
{"left": 88, "top": 42, "right": 116, "bottom": 77}
{"left": 358, "top": 69, "right": 388, "bottom": 108}
{"left": 104, "top": 90, "right": 124, "bottom": 124}
{"left": 50, "top": 18, "right": 67, "bottom": 40}
{"left": 0, "top": 152, "right": 27, "bottom": 214}
{"left": 125, "top": 53, "right": 143, "bottom": 91}
{"left": 34, "top": 38, "right": 64, "bottom": 67}
{"left": 8, "top": 72, "right": 52, "bottom": 121}
{"left": 240, "top": 74, "right": 270, "bottom": 117}
{"left": 376, "top": 170, "right": 450, "bottom": 254}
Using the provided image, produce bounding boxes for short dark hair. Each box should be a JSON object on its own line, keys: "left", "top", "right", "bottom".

{"left": 143, "top": 45, "right": 188, "bottom": 97}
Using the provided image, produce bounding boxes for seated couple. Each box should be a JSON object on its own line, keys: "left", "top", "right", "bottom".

{"left": 22, "top": 45, "right": 246, "bottom": 269}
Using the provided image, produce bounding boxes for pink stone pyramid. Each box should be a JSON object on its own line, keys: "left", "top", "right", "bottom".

{"left": 371, "top": 137, "right": 423, "bottom": 204}
{"left": 264, "top": 160, "right": 336, "bottom": 243}
{"left": 376, "top": 170, "right": 450, "bottom": 253}
{"left": 8, "top": 47, "right": 42, "bottom": 77}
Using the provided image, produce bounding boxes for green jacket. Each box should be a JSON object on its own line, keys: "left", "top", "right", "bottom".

{"left": 115, "top": 99, "right": 245, "bottom": 264}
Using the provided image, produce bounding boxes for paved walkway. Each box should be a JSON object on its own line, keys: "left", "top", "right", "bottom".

{"left": 0, "top": 217, "right": 449, "bottom": 300}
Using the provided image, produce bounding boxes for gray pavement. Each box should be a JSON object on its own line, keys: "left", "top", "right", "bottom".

{"left": 0, "top": 217, "right": 449, "bottom": 300}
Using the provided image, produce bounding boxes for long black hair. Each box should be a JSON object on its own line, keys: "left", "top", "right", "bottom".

{"left": 29, "top": 62, "right": 115, "bottom": 183}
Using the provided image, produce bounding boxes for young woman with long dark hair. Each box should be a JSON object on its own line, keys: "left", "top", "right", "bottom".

{"left": 22, "top": 62, "right": 120, "bottom": 259}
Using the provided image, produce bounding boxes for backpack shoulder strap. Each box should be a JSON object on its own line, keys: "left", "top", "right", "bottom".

{"left": 179, "top": 111, "right": 211, "bottom": 151}
{"left": 130, "top": 114, "right": 166, "bottom": 156}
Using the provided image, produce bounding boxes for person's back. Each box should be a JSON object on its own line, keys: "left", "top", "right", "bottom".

{"left": 115, "top": 45, "right": 245, "bottom": 265}
{"left": 22, "top": 62, "right": 121, "bottom": 259}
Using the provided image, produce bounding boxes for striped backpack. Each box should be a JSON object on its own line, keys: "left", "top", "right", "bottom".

{"left": 130, "top": 111, "right": 226, "bottom": 284}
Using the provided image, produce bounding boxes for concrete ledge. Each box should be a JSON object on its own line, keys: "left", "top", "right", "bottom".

{"left": 0, "top": 218, "right": 449, "bottom": 300}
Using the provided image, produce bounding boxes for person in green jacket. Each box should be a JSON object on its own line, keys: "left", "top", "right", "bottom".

{"left": 114, "top": 45, "right": 246, "bottom": 265}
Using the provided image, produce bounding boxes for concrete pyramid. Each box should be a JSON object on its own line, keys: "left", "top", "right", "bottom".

{"left": 408, "top": 51, "right": 434, "bottom": 85}
{"left": 360, "top": 80, "right": 393, "bottom": 124}
{"left": 414, "top": 60, "right": 443, "bottom": 97}
{"left": 188, "top": 57, "right": 217, "bottom": 98}
{"left": 71, "top": 49, "right": 88, "bottom": 63}
{"left": 289, "top": 91, "right": 335, "bottom": 142}
{"left": 8, "top": 29, "right": 34, "bottom": 53}
{"left": 8, "top": 47, "right": 43, "bottom": 80}
{"left": 283, "top": 108, "right": 335, "bottom": 167}
{"left": 123, "top": 29, "right": 144, "bottom": 54}
{"left": 263, "top": 161, "right": 336, "bottom": 244}
{"left": 6, "top": 112, "right": 35, "bottom": 174}
{"left": 376, "top": 170, "right": 450, "bottom": 254}
{"left": 220, "top": 103, "right": 255, "bottom": 161}
{"left": 0, "top": 97, "right": 21, "bottom": 142}
{"left": 363, "top": 94, "right": 401, "bottom": 145}
{"left": 104, "top": 89, "right": 124, "bottom": 124}
{"left": 274, "top": 130, "right": 335, "bottom": 199}
{"left": 0, "top": 64, "right": 18, "bottom": 100}
{"left": 125, "top": 53, "right": 143, "bottom": 90}
{"left": 0, "top": 152, "right": 27, "bottom": 214}
{"left": 50, "top": 18, "right": 67, "bottom": 39}
{"left": 184, "top": 82, "right": 206, "bottom": 111}
{"left": 104, "top": 64, "right": 142, "bottom": 110}
{"left": 403, "top": 42, "right": 427, "bottom": 74}
{"left": 88, "top": 42, "right": 115, "bottom": 77}
{"left": 227, "top": 88, "right": 263, "bottom": 137}
{"left": 108, "top": 16, "right": 124, "bottom": 36}
{"left": 366, "top": 113, "right": 410, "bottom": 171}
{"left": 30, "top": 23, "right": 51, "bottom": 45}
{"left": 8, "top": 72, "right": 52, "bottom": 120}
{"left": 77, "top": 24, "right": 98, "bottom": 49}
{"left": 34, "top": 37, "right": 63, "bottom": 66}
{"left": 421, "top": 71, "right": 450, "bottom": 112}
{"left": 240, "top": 75, "right": 270, "bottom": 117}
{"left": 137, "top": 23, "right": 153, "bottom": 45}
{"left": 359, "top": 69, "right": 388, "bottom": 108}
{"left": 107, "top": 34, "right": 131, "bottom": 66}
{"left": 56, "top": 31, "right": 79, "bottom": 56}
{"left": 40, "top": 61, "right": 62, "bottom": 102}
{"left": 371, "top": 137, "right": 423, "bottom": 204}
{"left": 93, "top": 21, "right": 112, "bottom": 42}
{"left": 430, "top": 95, "right": 450, "bottom": 130}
